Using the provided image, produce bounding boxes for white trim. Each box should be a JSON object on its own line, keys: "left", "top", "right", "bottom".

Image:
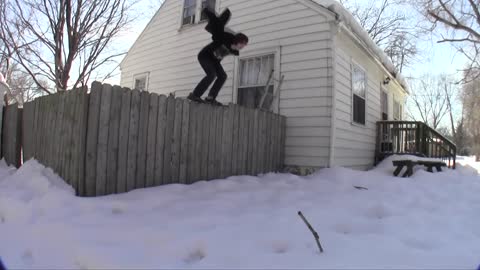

{"left": 328, "top": 21, "right": 338, "bottom": 168}
{"left": 350, "top": 60, "right": 367, "bottom": 126}
{"left": 233, "top": 46, "right": 281, "bottom": 112}
{"left": 133, "top": 72, "right": 150, "bottom": 91}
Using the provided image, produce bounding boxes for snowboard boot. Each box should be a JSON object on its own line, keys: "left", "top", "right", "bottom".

{"left": 187, "top": 93, "right": 205, "bottom": 103}
{"left": 205, "top": 97, "right": 223, "bottom": 106}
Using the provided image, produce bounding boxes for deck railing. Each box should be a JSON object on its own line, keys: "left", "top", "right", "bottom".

{"left": 376, "top": 121, "right": 457, "bottom": 168}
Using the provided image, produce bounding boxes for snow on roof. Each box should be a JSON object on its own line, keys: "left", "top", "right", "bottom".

{"left": 310, "top": 0, "right": 409, "bottom": 92}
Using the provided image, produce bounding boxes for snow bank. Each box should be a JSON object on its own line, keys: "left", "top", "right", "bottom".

{"left": 0, "top": 158, "right": 479, "bottom": 269}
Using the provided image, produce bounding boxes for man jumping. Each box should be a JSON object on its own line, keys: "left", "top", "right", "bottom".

{"left": 188, "top": 8, "right": 249, "bottom": 106}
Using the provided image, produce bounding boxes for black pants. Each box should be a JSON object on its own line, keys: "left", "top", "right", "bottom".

{"left": 192, "top": 49, "right": 227, "bottom": 99}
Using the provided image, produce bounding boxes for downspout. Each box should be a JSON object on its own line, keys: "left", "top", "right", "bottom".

{"left": 328, "top": 20, "right": 340, "bottom": 168}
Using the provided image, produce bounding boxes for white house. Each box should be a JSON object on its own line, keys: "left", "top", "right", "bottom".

{"left": 120, "top": 0, "right": 409, "bottom": 172}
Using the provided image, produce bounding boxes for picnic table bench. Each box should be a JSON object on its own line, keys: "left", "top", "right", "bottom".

{"left": 392, "top": 160, "right": 447, "bottom": 177}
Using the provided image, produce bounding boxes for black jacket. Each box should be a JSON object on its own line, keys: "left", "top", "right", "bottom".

{"left": 202, "top": 8, "right": 239, "bottom": 61}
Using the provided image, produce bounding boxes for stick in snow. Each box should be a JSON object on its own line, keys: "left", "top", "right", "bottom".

{"left": 298, "top": 211, "right": 324, "bottom": 253}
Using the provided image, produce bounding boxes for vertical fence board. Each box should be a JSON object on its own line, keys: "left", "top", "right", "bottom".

{"left": 274, "top": 114, "right": 281, "bottom": 171}
{"left": 179, "top": 99, "right": 190, "bottom": 184}
{"left": 237, "top": 106, "right": 245, "bottom": 175}
{"left": 193, "top": 104, "right": 204, "bottom": 182}
{"left": 247, "top": 108, "right": 255, "bottom": 174}
{"left": 230, "top": 105, "right": 239, "bottom": 176}
{"left": 69, "top": 91, "right": 81, "bottom": 192}
{"left": 62, "top": 93, "right": 72, "bottom": 184}
{"left": 106, "top": 86, "right": 123, "bottom": 194}
{"left": 280, "top": 116, "right": 286, "bottom": 170}
{"left": 67, "top": 91, "right": 79, "bottom": 189}
{"left": 207, "top": 105, "right": 218, "bottom": 180}
{"left": 54, "top": 94, "right": 65, "bottom": 176}
{"left": 162, "top": 95, "right": 175, "bottom": 184}
{"left": 85, "top": 82, "right": 103, "bottom": 196}
{"left": 200, "top": 104, "right": 210, "bottom": 180}
{"left": 95, "top": 85, "right": 112, "bottom": 196}
{"left": 187, "top": 101, "right": 198, "bottom": 183}
{"left": 220, "top": 106, "right": 232, "bottom": 178}
{"left": 77, "top": 88, "right": 89, "bottom": 196}
{"left": 146, "top": 93, "right": 159, "bottom": 188}
{"left": 36, "top": 98, "right": 43, "bottom": 164}
{"left": 171, "top": 98, "right": 183, "bottom": 183}
{"left": 22, "top": 101, "right": 35, "bottom": 161}
{"left": 154, "top": 95, "right": 167, "bottom": 186}
{"left": 117, "top": 88, "right": 131, "bottom": 193}
{"left": 42, "top": 96, "right": 52, "bottom": 168}
{"left": 48, "top": 95, "right": 59, "bottom": 171}
{"left": 135, "top": 91, "right": 150, "bottom": 189}
{"left": 31, "top": 99, "right": 39, "bottom": 159}
{"left": 252, "top": 110, "right": 259, "bottom": 175}
{"left": 126, "top": 90, "right": 141, "bottom": 192}
{"left": 213, "top": 106, "right": 223, "bottom": 179}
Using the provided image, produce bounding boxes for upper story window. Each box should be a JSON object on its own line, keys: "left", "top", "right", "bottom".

{"left": 393, "top": 99, "right": 403, "bottom": 120}
{"left": 182, "top": 0, "right": 216, "bottom": 26}
{"left": 352, "top": 64, "right": 367, "bottom": 125}
{"left": 133, "top": 73, "right": 149, "bottom": 91}
{"left": 381, "top": 90, "right": 388, "bottom": 120}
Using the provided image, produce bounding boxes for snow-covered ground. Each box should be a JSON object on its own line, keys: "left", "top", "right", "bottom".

{"left": 0, "top": 156, "right": 479, "bottom": 269}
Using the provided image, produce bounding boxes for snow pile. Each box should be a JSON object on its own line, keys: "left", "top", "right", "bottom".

{"left": 311, "top": 0, "right": 409, "bottom": 91}
{"left": 0, "top": 157, "right": 480, "bottom": 269}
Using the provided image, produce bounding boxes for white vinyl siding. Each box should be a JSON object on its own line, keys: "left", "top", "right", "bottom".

{"left": 333, "top": 34, "right": 382, "bottom": 170}
{"left": 121, "top": 0, "right": 335, "bottom": 169}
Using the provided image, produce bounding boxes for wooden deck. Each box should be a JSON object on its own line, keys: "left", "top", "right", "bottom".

{"left": 375, "top": 121, "right": 457, "bottom": 169}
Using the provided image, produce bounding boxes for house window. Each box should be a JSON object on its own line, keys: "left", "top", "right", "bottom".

{"left": 133, "top": 73, "right": 148, "bottom": 91}
{"left": 352, "top": 64, "right": 366, "bottom": 125}
{"left": 182, "top": 0, "right": 216, "bottom": 25}
{"left": 182, "top": 0, "right": 197, "bottom": 25}
{"left": 381, "top": 90, "right": 388, "bottom": 120}
{"left": 200, "top": 0, "right": 216, "bottom": 21}
{"left": 393, "top": 100, "right": 402, "bottom": 120}
{"left": 237, "top": 54, "right": 275, "bottom": 110}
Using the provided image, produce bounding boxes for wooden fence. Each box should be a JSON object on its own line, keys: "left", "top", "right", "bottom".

{"left": 2, "top": 104, "right": 23, "bottom": 167}
{"left": 3, "top": 82, "right": 286, "bottom": 197}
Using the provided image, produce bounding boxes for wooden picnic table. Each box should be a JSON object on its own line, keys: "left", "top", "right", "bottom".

{"left": 392, "top": 160, "right": 447, "bottom": 177}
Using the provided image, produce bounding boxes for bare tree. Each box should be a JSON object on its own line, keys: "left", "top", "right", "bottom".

{"left": 1, "top": 0, "right": 136, "bottom": 93}
{"left": 418, "top": 0, "right": 480, "bottom": 81}
{"left": 340, "top": 0, "right": 421, "bottom": 72}
{"left": 462, "top": 77, "right": 480, "bottom": 160}
{"left": 407, "top": 74, "right": 457, "bottom": 129}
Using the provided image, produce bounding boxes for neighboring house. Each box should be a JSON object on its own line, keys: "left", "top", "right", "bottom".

{"left": 120, "top": 0, "right": 409, "bottom": 172}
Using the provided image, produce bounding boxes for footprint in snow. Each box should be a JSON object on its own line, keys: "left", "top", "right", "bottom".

{"left": 184, "top": 246, "right": 207, "bottom": 264}
{"left": 21, "top": 249, "right": 34, "bottom": 265}
{"left": 271, "top": 240, "right": 291, "bottom": 254}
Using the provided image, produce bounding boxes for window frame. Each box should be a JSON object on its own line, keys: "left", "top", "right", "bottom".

{"left": 381, "top": 88, "right": 389, "bottom": 120}
{"left": 233, "top": 47, "right": 281, "bottom": 112}
{"left": 393, "top": 99, "right": 403, "bottom": 120}
{"left": 350, "top": 61, "right": 367, "bottom": 126}
{"left": 179, "top": 0, "right": 218, "bottom": 28}
{"left": 133, "top": 72, "right": 149, "bottom": 92}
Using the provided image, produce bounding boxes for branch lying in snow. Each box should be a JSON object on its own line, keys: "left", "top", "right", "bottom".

{"left": 298, "top": 211, "right": 324, "bottom": 253}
